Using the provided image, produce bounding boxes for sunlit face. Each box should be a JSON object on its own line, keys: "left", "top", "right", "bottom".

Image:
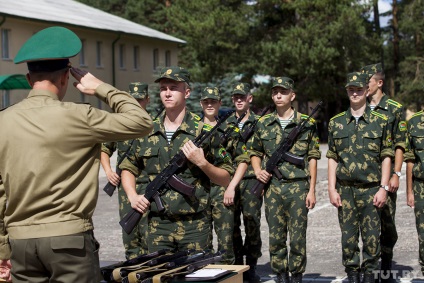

{"left": 232, "top": 94, "right": 252, "bottom": 112}
{"left": 159, "top": 79, "right": 190, "bottom": 110}
{"left": 200, "top": 98, "right": 221, "bottom": 117}
{"left": 346, "top": 86, "right": 368, "bottom": 105}
{"left": 367, "top": 76, "right": 382, "bottom": 96}
{"left": 271, "top": 87, "right": 295, "bottom": 107}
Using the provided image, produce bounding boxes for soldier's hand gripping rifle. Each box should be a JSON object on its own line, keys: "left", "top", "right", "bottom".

{"left": 240, "top": 105, "right": 271, "bottom": 142}
{"left": 119, "top": 110, "right": 235, "bottom": 234}
{"left": 103, "top": 106, "right": 165, "bottom": 196}
{"left": 219, "top": 111, "right": 246, "bottom": 145}
{"left": 250, "top": 101, "right": 323, "bottom": 198}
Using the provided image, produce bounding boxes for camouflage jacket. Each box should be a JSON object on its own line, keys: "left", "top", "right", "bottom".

{"left": 120, "top": 110, "right": 234, "bottom": 216}
{"left": 326, "top": 106, "right": 394, "bottom": 184}
{"left": 249, "top": 108, "right": 321, "bottom": 183}
{"left": 371, "top": 94, "right": 407, "bottom": 151}
{"left": 226, "top": 109, "right": 260, "bottom": 178}
{"left": 404, "top": 111, "right": 424, "bottom": 180}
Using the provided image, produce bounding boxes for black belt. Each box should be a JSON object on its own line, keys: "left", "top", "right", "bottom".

{"left": 337, "top": 181, "right": 379, "bottom": 188}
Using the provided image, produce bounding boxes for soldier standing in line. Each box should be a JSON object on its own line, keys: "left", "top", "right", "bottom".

{"left": 327, "top": 72, "right": 394, "bottom": 283}
{"left": 100, "top": 82, "right": 150, "bottom": 259}
{"left": 360, "top": 63, "right": 407, "bottom": 283}
{"left": 404, "top": 110, "right": 424, "bottom": 276}
{"left": 0, "top": 26, "right": 153, "bottom": 282}
{"left": 225, "top": 82, "right": 263, "bottom": 282}
{"left": 119, "top": 67, "right": 234, "bottom": 252}
{"left": 249, "top": 77, "right": 321, "bottom": 283}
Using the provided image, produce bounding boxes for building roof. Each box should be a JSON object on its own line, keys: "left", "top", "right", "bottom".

{"left": 0, "top": 0, "right": 186, "bottom": 44}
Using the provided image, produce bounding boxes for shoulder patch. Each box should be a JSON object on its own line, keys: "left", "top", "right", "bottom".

{"left": 330, "top": 112, "right": 346, "bottom": 121}
{"left": 259, "top": 113, "right": 272, "bottom": 121}
{"left": 387, "top": 99, "right": 403, "bottom": 108}
{"left": 399, "top": 121, "right": 407, "bottom": 132}
{"left": 301, "top": 114, "right": 315, "bottom": 123}
{"left": 411, "top": 110, "right": 424, "bottom": 119}
{"left": 254, "top": 114, "right": 260, "bottom": 119}
{"left": 371, "top": 110, "right": 388, "bottom": 121}
{"left": 192, "top": 113, "right": 201, "bottom": 121}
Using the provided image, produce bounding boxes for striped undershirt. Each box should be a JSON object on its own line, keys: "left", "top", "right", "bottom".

{"left": 279, "top": 118, "right": 292, "bottom": 130}
{"left": 165, "top": 130, "right": 175, "bottom": 143}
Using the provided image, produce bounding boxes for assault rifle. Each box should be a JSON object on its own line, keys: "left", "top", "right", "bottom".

{"left": 103, "top": 106, "right": 165, "bottom": 196}
{"left": 240, "top": 105, "right": 271, "bottom": 142}
{"left": 250, "top": 101, "right": 323, "bottom": 198}
{"left": 119, "top": 110, "right": 235, "bottom": 234}
{"left": 219, "top": 111, "right": 246, "bottom": 145}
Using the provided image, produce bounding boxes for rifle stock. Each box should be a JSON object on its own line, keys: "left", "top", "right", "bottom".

{"left": 250, "top": 101, "right": 323, "bottom": 198}
{"left": 119, "top": 111, "right": 235, "bottom": 234}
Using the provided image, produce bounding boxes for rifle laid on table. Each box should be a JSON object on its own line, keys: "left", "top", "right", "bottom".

{"left": 250, "top": 101, "right": 323, "bottom": 198}
{"left": 240, "top": 105, "right": 271, "bottom": 142}
{"left": 119, "top": 110, "right": 235, "bottom": 234}
{"left": 103, "top": 106, "right": 165, "bottom": 197}
{"left": 219, "top": 111, "right": 246, "bottom": 145}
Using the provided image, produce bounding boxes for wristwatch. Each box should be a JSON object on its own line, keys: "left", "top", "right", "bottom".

{"left": 380, "top": 185, "right": 389, "bottom": 191}
{"left": 394, "top": 171, "right": 401, "bottom": 177}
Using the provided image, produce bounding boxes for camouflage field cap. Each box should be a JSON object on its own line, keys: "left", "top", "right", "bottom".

{"left": 129, "top": 82, "right": 148, "bottom": 99}
{"left": 154, "top": 66, "right": 191, "bottom": 85}
{"left": 201, "top": 86, "right": 221, "bottom": 100}
{"left": 272, "top": 77, "right": 294, "bottom": 89}
{"left": 360, "top": 63, "right": 383, "bottom": 79}
{"left": 231, "top": 82, "right": 251, "bottom": 95}
{"left": 14, "top": 26, "right": 82, "bottom": 72}
{"left": 345, "top": 72, "right": 368, "bottom": 88}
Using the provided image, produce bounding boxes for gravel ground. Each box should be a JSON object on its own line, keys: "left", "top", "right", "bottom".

{"left": 93, "top": 144, "right": 422, "bottom": 282}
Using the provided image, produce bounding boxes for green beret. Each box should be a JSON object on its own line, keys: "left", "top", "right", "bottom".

{"left": 14, "top": 26, "right": 81, "bottom": 71}
{"left": 201, "top": 86, "right": 221, "bottom": 101}
{"left": 272, "top": 77, "right": 294, "bottom": 90}
{"left": 154, "top": 66, "right": 191, "bottom": 85}
{"left": 345, "top": 72, "right": 368, "bottom": 88}
{"left": 231, "top": 82, "right": 250, "bottom": 95}
{"left": 360, "top": 63, "right": 383, "bottom": 79}
{"left": 129, "top": 82, "right": 148, "bottom": 99}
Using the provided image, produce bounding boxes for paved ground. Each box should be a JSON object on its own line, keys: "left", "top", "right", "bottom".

{"left": 93, "top": 144, "right": 423, "bottom": 282}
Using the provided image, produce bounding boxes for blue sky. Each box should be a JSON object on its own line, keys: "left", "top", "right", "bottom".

{"left": 378, "top": 0, "right": 392, "bottom": 27}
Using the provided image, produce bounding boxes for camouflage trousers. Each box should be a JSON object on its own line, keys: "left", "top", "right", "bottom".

{"left": 208, "top": 185, "right": 235, "bottom": 264}
{"left": 233, "top": 178, "right": 263, "bottom": 262}
{"left": 265, "top": 180, "right": 309, "bottom": 274}
{"left": 118, "top": 185, "right": 148, "bottom": 259}
{"left": 147, "top": 211, "right": 211, "bottom": 253}
{"left": 380, "top": 191, "right": 398, "bottom": 261}
{"left": 412, "top": 179, "right": 424, "bottom": 274}
{"left": 337, "top": 184, "right": 381, "bottom": 274}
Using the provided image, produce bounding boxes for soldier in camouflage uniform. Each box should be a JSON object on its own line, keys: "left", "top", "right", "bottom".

{"left": 404, "top": 110, "right": 424, "bottom": 276}
{"left": 249, "top": 77, "right": 321, "bottom": 283}
{"left": 120, "top": 67, "right": 234, "bottom": 252}
{"left": 327, "top": 73, "right": 394, "bottom": 283}
{"left": 198, "top": 86, "right": 236, "bottom": 264}
{"left": 360, "top": 63, "right": 407, "bottom": 283}
{"left": 100, "top": 82, "right": 150, "bottom": 259}
{"left": 225, "top": 82, "right": 263, "bottom": 282}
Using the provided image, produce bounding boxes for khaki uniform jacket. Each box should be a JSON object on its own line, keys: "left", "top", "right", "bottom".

{"left": 0, "top": 83, "right": 153, "bottom": 258}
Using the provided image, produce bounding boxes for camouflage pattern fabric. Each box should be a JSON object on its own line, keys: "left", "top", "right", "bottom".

{"left": 101, "top": 141, "right": 148, "bottom": 259}
{"left": 120, "top": 111, "right": 233, "bottom": 251}
{"left": 228, "top": 110, "right": 264, "bottom": 263}
{"left": 248, "top": 109, "right": 321, "bottom": 274}
{"left": 371, "top": 95, "right": 406, "bottom": 261}
{"left": 404, "top": 110, "right": 424, "bottom": 273}
{"left": 327, "top": 106, "right": 394, "bottom": 274}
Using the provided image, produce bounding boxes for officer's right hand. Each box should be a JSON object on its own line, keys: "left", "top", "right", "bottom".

{"left": 71, "top": 67, "right": 103, "bottom": 95}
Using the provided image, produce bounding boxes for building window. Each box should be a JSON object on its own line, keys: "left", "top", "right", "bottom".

{"left": 96, "top": 41, "right": 102, "bottom": 67}
{"left": 79, "top": 39, "right": 86, "bottom": 66}
{"left": 133, "top": 46, "right": 140, "bottom": 70}
{"left": 119, "top": 44, "right": 126, "bottom": 69}
{"left": 153, "top": 48, "right": 159, "bottom": 70}
{"left": 1, "top": 90, "right": 10, "bottom": 108}
{"left": 1, "top": 29, "right": 10, "bottom": 59}
{"left": 165, "top": 50, "right": 171, "bottom": 66}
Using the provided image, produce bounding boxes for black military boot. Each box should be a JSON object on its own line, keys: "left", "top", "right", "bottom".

{"left": 380, "top": 259, "right": 395, "bottom": 283}
{"left": 244, "top": 257, "right": 261, "bottom": 283}
{"left": 290, "top": 273, "right": 303, "bottom": 283}
{"left": 347, "top": 271, "right": 360, "bottom": 283}
{"left": 276, "top": 272, "right": 290, "bottom": 283}
{"left": 363, "top": 273, "right": 376, "bottom": 283}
